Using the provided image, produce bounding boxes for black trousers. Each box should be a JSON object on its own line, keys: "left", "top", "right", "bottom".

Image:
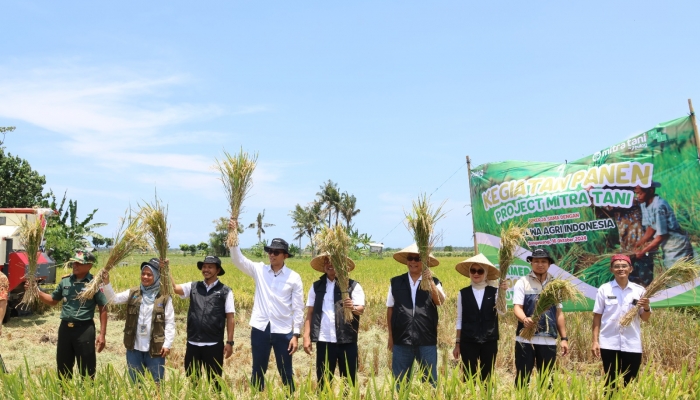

{"left": 316, "top": 341, "right": 359, "bottom": 386}
{"left": 600, "top": 349, "right": 642, "bottom": 389}
{"left": 184, "top": 342, "right": 224, "bottom": 389}
{"left": 459, "top": 340, "right": 498, "bottom": 382}
{"left": 56, "top": 320, "right": 97, "bottom": 380}
{"left": 514, "top": 342, "right": 557, "bottom": 387}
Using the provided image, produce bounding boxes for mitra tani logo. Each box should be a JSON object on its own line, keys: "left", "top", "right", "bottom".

{"left": 592, "top": 132, "right": 648, "bottom": 162}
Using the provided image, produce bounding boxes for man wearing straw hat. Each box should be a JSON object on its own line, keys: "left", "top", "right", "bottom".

{"left": 303, "top": 252, "right": 365, "bottom": 387}
{"left": 228, "top": 224, "right": 304, "bottom": 393}
{"left": 30, "top": 250, "right": 108, "bottom": 380}
{"left": 172, "top": 255, "right": 235, "bottom": 389}
{"left": 512, "top": 247, "right": 569, "bottom": 387}
{"left": 386, "top": 243, "right": 446, "bottom": 388}
{"left": 453, "top": 254, "right": 507, "bottom": 383}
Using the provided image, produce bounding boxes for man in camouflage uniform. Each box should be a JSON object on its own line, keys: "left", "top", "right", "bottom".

{"left": 32, "top": 250, "right": 108, "bottom": 379}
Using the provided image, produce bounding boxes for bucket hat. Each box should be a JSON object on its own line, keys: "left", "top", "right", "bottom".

{"left": 140, "top": 258, "right": 161, "bottom": 272}
{"left": 70, "top": 250, "right": 96, "bottom": 264}
{"left": 264, "top": 238, "right": 294, "bottom": 258}
{"left": 526, "top": 248, "right": 555, "bottom": 264}
{"left": 197, "top": 255, "right": 225, "bottom": 276}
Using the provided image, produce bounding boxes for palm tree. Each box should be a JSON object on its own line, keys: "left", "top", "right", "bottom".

{"left": 290, "top": 202, "right": 324, "bottom": 255}
{"left": 316, "top": 179, "right": 340, "bottom": 226}
{"left": 339, "top": 192, "right": 360, "bottom": 230}
{"left": 248, "top": 209, "right": 275, "bottom": 243}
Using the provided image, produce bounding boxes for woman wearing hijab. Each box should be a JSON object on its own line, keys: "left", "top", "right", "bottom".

{"left": 103, "top": 258, "right": 175, "bottom": 383}
{"left": 452, "top": 254, "right": 507, "bottom": 383}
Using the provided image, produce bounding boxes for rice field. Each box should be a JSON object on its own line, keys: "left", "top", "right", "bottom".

{"left": 1, "top": 251, "right": 700, "bottom": 399}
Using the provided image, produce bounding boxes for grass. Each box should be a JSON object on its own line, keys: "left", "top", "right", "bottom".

{"left": 2, "top": 252, "right": 700, "bottom": 398}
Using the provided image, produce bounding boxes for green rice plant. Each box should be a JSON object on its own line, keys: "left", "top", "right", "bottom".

{"left": 405, "top": 193, "right": 446, "bottom": 291}
{"left": 619, "top": 257, "right": 700, "bottom": 326}
{"left": 215, "top": 148, "right": 258, "bottom": 248}
{"left": 17, "top": 218, "right": 43, "bottom": 310}
{"left": 315, "top": 225, "right": 354, "bottom": 322}
{"left": 519, "top": 279, "right": 586, "bottom": 340}
{"left": 140, "top": 196, "right": 172, "bottom": 297}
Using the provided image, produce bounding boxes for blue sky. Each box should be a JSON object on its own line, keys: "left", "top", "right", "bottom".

{"left": 1, "top": 1, "right": 699, "bottom": 249}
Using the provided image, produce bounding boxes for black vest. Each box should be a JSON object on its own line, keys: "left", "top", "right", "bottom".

{"left": 390, "top": 274, "right": 440, "bottom": 346}
{"left": 309, "top": 275, "right": 360, "bottom": 344}
{"left": 459, "top": 286, "right": 499, "bottom": 344}
{"left": 186, "top": 281, "right": 231, "bottom": 343}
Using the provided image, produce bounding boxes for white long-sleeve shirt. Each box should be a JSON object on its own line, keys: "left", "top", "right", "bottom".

{"left": 103, "top": 283, "right": 176, "bottom": 351}
{"left": 230, "top": 246, "right": 304, "bottom": 334}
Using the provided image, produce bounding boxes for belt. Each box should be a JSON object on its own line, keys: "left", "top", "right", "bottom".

{"left": 61, "top": 320, "right": 94, "bottom": 328}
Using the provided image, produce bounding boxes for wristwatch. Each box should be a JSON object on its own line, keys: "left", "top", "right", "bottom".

{"left": 226, "top": 340, "right": 234, "bottom": 346}
{"left": 293, "top": 333, "right": 300, "bottom": 338}
{"left": 560, "top": 337, "right": 568, "bottom": 341}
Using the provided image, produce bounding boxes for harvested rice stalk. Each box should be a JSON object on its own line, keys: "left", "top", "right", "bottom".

{"left": 619, "top": 257, "right": 700, "bottom": 326}
{"left": 17, "top": 218, "right": 43, "bottom": 310}
{"left": 141, "top": 198, "right": 172, "bottom": 297}
{"left": 405, "top": 193, "right": 446, "bottom": 292}
{"left": 497, "top": 223, "right": 529, "bottom": 313}
{"left": 316, "top": 225, "right": 354, "bottom": 322}
{"left": 215, "top": 148, "right": 258, "bottom": 248}
{"left": 77, "top": 210, "right": 147, "bottom": 302}
{"left": 519, "top": 279, "right": 585, "bottom": 341}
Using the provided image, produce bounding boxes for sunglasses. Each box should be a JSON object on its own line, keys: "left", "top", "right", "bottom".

{"left": 469, "top": 268, "right": 485, "bottom": 275}
{"left": 406, "top": 255, "right": 421, "bottom": 262}
{"left": 267, "top": 250, "right": 284, "bottom": 256}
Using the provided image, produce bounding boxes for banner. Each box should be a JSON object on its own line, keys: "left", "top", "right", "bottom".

{"left": 470, "top": 116, "right": 700, "bottom": 310}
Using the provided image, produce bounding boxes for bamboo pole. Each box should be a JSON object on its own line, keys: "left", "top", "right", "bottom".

{"left": 466, "top": 156, "right": 479, "bottom": 254}
{"left": 689, "top": 99, "right": 700, "bottom": 159}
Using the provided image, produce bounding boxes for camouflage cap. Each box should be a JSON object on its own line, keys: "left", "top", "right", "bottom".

{"left": 70, "top": 250, "right": 96, "bottom": 264}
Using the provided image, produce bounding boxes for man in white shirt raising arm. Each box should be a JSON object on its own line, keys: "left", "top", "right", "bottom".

{"left": 229, "top": 219, "right": 304, "bottom": 394}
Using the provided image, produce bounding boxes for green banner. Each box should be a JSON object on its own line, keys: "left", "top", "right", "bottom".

{"left": 470, "top": 116, "right": 700, "bottom": 310}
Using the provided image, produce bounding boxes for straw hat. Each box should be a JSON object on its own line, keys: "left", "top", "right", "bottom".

{"left": 310, "top": 252, "right": 356, "bottom": 273}
{"left": 455, "top": 253, "right": 499, "bottom": 280}
{"left": 392, "top": 243, "right": 439, "bottom": 267}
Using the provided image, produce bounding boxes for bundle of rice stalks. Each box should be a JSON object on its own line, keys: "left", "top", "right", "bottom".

{"left": 77, "top": 210, "right": 147, "bottom": 302}
{"left": 17, "top": 218, "right": 44, "bottom": 310}
{"left": 619, "top": 257, "right": 700, "bottom": 326}
{"left": 316, "top": 224, "right": 353, "bottom": 322}
{"left": 215, "top": 148, "right": 258, "bottom": 248}
{"left": 405, "top": 193, "right": 446, "bottom": 292}
{"left": 497, "top": 222, "right": 529, "bottom": 312}
{"left": 519, "top": 279, "right": 585, "bottom": 341}
{"left": 141, "top": 198, "right": 172, "bottom": 297}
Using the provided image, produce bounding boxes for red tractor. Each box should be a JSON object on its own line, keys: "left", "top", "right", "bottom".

{"left": 1, "top": 208, "right": 57, "bottom": 323}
